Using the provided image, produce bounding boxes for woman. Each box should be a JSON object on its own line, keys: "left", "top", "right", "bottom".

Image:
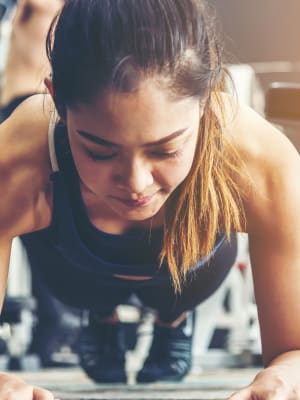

{"left": 1, "top": 0, "right": 300, "bottom": 398}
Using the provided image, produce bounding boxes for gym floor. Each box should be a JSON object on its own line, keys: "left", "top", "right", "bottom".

{"left": 14, "top": 368, "right": 259, "bottom": 400}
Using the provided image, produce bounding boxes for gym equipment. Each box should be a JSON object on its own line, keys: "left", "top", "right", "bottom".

{"left": 265, "top": 82, "right": 300, "bottom": 160}
{"left": 265, "top": 82, "right": 300, "bottom": 126}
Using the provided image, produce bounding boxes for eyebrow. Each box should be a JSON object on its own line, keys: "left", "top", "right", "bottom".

{"left": 77, "top": 128, "right": 189, "bottom": 148}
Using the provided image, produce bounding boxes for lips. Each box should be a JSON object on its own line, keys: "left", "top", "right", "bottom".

{"left": 112, "top": 193, "right": 156, "bottom": 208}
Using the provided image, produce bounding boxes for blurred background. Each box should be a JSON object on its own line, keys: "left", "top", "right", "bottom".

{"left": 0, "top": 0, "right": 299, "bottom": 379}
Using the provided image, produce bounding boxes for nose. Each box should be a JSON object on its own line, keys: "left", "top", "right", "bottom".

{"left": 114, "top": 157, "right": 154, "bottom": 196}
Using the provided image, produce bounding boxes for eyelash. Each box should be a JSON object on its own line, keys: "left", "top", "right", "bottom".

{"left": 151, "top": 150, "right": 181, "bottom": 159}
{"left": 85, "top": 149, "right": 118, "bottom": 161}
{"left": 85, "top": 149, "right": 182, "bottom": 161}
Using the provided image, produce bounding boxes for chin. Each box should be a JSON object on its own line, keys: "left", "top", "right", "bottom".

{"left": 117, "top": 204, "right": 162, "bottom": 221}
{"left": 122, "top": 209, "right": 158, "bottom": 221}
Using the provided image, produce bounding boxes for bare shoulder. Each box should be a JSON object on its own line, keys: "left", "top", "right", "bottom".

{"left": 18, "top": 0, "right": 63, "bottom": 15}
{"left": 0, "top": 94, "right": 54, "bottom": 238}
{"left": 219, "top": 93, "right": 300, "bottom": 236}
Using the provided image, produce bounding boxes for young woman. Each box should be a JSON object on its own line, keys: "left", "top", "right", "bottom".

{"left": 1, "top": 0, "right": 300, "bottom": 398}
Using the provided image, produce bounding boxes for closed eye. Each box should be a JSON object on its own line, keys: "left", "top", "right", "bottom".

{"left": 84, "top": 147, "right": 183, "bottom": 161}
{"left": 150, "top": 150, "right": 182, "bottom": 159}
{"left": 84, "top": 148, "right": 118, "bottom": 161}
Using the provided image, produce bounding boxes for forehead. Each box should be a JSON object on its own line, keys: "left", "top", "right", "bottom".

{"left": 67, "top": 80, "right": 200, "bottom": 144}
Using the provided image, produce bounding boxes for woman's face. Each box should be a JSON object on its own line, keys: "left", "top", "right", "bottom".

{"left": 66, "top": 79, "right": 201, "bottom": 224}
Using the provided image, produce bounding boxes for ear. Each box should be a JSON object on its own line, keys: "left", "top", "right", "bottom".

{"left": 44, "top": 75, "right": 54, "bottom": 99}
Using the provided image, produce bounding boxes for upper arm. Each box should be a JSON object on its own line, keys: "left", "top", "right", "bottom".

{"left": 248, "top": 171, "right": 300, "bottom": 365}
{"left": 0, "top": 96, "right": 52, "bottom": 313}
{"left": 0, "top": 95, "right": 53, "bottom": 237}
{"left": 232, "top": 102, "right": 300, "bottom": 365}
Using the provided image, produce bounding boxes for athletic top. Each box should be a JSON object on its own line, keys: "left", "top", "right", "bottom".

{"left": 21, "top": 110, "right": 226, "bottom": 304}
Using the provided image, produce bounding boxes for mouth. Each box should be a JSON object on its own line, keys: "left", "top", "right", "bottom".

{"left": 111, "top": 193, "right": 157, "bottom": 208}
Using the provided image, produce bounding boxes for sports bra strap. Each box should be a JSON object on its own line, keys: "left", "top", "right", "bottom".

{"left": 48, "top": 109, "right": 59, "bottom": 172}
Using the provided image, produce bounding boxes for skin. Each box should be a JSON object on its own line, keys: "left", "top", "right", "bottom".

{"left": 1, "top": 80, "right": 300, "bottom": 398}
{"left": 66, "top": 81, "right": 201, "bottom": 234}
{"left": 65, "top": 80, "right": 201, "bottom": 283}
{"left": 0, "top": 0, "right": 63, "bottom": 106}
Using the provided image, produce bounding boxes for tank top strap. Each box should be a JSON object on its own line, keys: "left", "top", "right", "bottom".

{"left": 48, "top": 109, "right": 60, "bottom": 172}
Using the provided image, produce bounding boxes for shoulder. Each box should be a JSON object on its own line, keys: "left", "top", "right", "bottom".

{"left": 219, "top": 93, "right": 300, "bottom": 236}
{"left": 0, "top": 94, "right": 54, "bottom": 237}
{"left": 0, "top": 94, "right": 53, "bottom": 169}
{"left": 17, "top": 0, "right": 62, "bottom": 15}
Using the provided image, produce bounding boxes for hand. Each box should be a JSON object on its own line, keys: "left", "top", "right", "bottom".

{"left": 0, "top": 372, "right": 58, "bottom": 400}
{"left": 228, "top": 365, "right": 299, "bottom": 400}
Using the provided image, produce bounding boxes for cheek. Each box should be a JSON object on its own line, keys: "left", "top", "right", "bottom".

{"left": 71, "top": 147, "right": 110, "bottom": 188}
{"left": 155, "top": 153, "right": 195, "bottom": 189}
